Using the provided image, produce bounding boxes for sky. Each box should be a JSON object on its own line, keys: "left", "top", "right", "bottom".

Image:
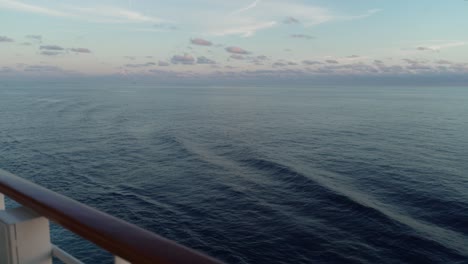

{"left": 1, "top": 0, "right": 468, "bottom": 84}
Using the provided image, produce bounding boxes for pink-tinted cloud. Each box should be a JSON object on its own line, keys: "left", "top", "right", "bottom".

{"left": 225, "top": 46, "right": 250, "bottom": 54}
{"left": 171, "top": 54, "right": 195, "bottom": 65}
{"left": 71, "top": 48, "right": 91, "bottom": 53}
{"left": 190, "top": 38, "right": 212, "bottom": 46}
{"left": 291, "top": 34, "right": 314, "bottom": 39}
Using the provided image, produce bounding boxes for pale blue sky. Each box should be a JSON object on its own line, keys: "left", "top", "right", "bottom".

{"left": 1, "top": 0, "right": 468, "bottom": 82}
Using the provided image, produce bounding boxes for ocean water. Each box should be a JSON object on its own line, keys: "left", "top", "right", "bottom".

{"left": 0, "top": 83, "right": 467, "bottom": 264}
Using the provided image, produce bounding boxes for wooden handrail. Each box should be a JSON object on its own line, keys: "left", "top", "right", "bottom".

{"left": 0, "top": 169, "right": 223, "bottom": 264}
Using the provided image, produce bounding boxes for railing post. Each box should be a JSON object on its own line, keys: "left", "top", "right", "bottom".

{"left": 0, "top": 206, "right": 52, "bottom": 264}
{"left": 0, "top": 193, "right": 4, "bottom": 210}
{"left": 115, "top": 256, "right": 131, "bottom": 264}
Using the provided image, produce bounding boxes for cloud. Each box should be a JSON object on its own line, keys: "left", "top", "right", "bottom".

{"left": 230, "top": 54, "right": 245, "bottom": 60}
{"left": 158, "top": 61, "right": 170, "bottom": 66}
{"left": 40, "top": 51, "right": 61, "bottom": 56}
{"left": 69, "top": 6, "right": 163, "bottom": 23}
{"left": 403, "top": 58, "right": 426, "bottom": 64}
{"left": 435, "top": 60, "right": 452, "bottom": 65}
{"left": 171, "top": 54, "right": 195, "bottom": 65}
{"left": 338, "top": 9, "right": 381, "bottom": 21}
{"left": 0, "top": 66, "right": 14, "bottom": 73}
{"left": 0, "top": 36, "right": 14, "bottom": 42}
{"left": 414, "top": 41, "right": 466, "bottom": 52}
{"left": 225, "top": 46, "right": 250, "bottom": 54}
{"left": 70, "top": 48, "right": 91, "bottom": 53}
{"left": 230, "top": 0, "right": 261, "bottom": 15}
{"left": 197, "top": 56, "right": 216, "bottom": 64}
{"left": 0, "top": 0, "right": 69, "bottom": 17}
{"left": 0, "top": 1, "right": 163, "bottom": 23}
{"left": 416, "top": 46, "right": 431, "bottom": 51}
{"left": 211, "top": 21, "right": 277, "bottom": 37}
{"left": 24, "top": 65, "right": 63, "bottom": 72}
{"left": 347, "top": 55, "right": 360, "bottom": 58}
{"left": 284, "top": 16, "right": 300, "bottom": 24}
{"left": 326, "top": 59, "right": 339, "bottom": 64}
{"left": 125, "top": 62, "right": 156, "bottom": 68}
{"left": 190, "top": 38, "right": 212, "bottom": 46}
{"left": 124, "top": 56, "right": 135, "bottom": 60}
{"left": 302, "top": 60, "right": 322, "bottom": 65}
{"left": 40, "top": 45, "right": 64, "bottom": 50}
{"left": 290, "top": 34, "right": 314, "bottom": 39}
{"left": 272, "top": 62, "right": 287, "bottom": 67}
{"left": 26, "top": 34, "right": 42, "bottom": 41}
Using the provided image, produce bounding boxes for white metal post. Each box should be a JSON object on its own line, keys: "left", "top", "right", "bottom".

{"left": 0, "top": 206, "right": 53, "bottom": 264}
{"left": 114, "top": 256, "right": 131, "bottom": 264}
{"left": 0, "top": 193, "right": 4, "bottom": 210}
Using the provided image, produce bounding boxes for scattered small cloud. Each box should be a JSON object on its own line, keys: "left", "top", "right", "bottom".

{"left": 416, "top": 46, "right": 431, "bottom": 51}
{"left": 347, "top": 55, "right": 360, "bottom": 58}
{"left": 302, "top": 60, "right": 322, "bottom": 65}
{"left": 125, "top": 62, "right": 156, "bottom": 68}
{"left": 171, "top": 54, "right": 195, "bottom": 65}
{"left": 197, "top": 56, "right": 216, "bottom": 64}
{"left": 25, "top": 34, "right": 42, "bottom": 42}
{"left": 284, "top": 16, "right": 300, "bottom": 24}
{"left": 230, "top": 54, "right": 245, "bottom": 60}
{"left": 158, "top": 61, "right": 170, "bottom": 66}
{"left": 403, "top": 58, "right": 425, "bottom": 64}
{"left": 70, "top": 48, "right": 91, "bottom": 53}
{"left": 190, "top": 38, "right": 212, "bottom": 46}
{"left": 290, "top": 34, "right": 314, "bottom": 39}
{"left": 273, "top": 62, "right": 287, "bottom": 67}
{"left": 40, "top": 45, "right": 64, "bottom": 50}
{"left": 124, "top": 56, "right": 136, "bottom": 60}
{"left": 0, "top": 66, "right": 14, "bottom": 73}
{"left": 435, "top": 60, "right": 452, "bottom": 65}
{"left": 24, "top": 65, "right": 63, "bottom": 72}
{"left": 40, "top": 51, "right": 62, "bottom": 56}
{"left": 20, "top": 42, "right": 32, "bottom": 46}
{"left": 326, "top": 59, "right": 339, "bottom": 64}
{"left": 0, "top": 36, "right": 14, "bottom": 42}
{"left": 414, "top": 41, "right": 466, "bottom": 52}
{"left": 225, "top": 46, "right": 250, "bottom": 54}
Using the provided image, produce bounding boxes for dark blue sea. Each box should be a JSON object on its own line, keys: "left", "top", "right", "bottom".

{"left": 0, "top": 83, "right": 467, "bottom": 264}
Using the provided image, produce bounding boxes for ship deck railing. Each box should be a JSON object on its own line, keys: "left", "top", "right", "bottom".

{"left": 0, "top": 169, "right": 222, "bottom": 264}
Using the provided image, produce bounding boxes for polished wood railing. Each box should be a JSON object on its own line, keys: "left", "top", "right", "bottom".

{"left": 0, "top": 169, "right": 223, "bottom": 264}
